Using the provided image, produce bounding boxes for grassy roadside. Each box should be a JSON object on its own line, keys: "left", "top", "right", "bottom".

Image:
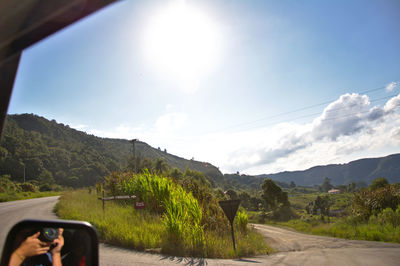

{"left": 269, "top": 216, "right": 400, "bottom": 243}
{"left": 0, "top": 191, "right": 60, "bottom": 202}
{"left": 55, "top": 190, "right": 273, "bottom": 258}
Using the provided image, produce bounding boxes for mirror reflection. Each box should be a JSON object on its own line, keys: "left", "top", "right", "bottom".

{"left": 9, "top": 227, "right": 91, "bottom": 266}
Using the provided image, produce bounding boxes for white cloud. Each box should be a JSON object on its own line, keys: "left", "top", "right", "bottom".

{"left": 384, "top": 93, "right": 400, "bottom": 113}
{"left": 311, "top": 93, "right": 370, "bottom": 140}
{"left": 386, "top": 81, "right": 398, "bottom": 92}
{"left": 220, "top": 92, "right": 400, "bottom": 174}
{"left": 154, "top": 112, "right": 188, "bottom": 134}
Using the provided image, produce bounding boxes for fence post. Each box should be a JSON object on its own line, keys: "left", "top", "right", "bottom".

{"left": 102, "top": 190, "right": 105, "bottom": 218}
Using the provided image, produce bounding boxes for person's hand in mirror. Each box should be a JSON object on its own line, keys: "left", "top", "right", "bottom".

{"left": 9, "top": 231, "right": 49, "bottom": 265}
{"left": 50, "top": 228, "right": 64, "bottom": 266}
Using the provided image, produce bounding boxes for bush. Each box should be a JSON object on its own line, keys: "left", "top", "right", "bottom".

{"left": 0, "top": 175, "right": 19, "bottom": 192}
{"left": 352, "top": 185, "right": 400, "bottom": 220}
{"left": 376, "top": 206, "right": 400, "bottom": 227}
{"left": 39, "top": 183, "right": 52, "bottom": 191}
{"left": 18, "top": 182, "right": 39, "bottom": 192}
{"left": 273, "top": 206, "right": 298, "bottom": 221}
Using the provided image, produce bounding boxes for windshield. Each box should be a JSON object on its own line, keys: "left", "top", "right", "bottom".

{"left": 7, "top": 0, "right": 399, "bottom": 174}
{"left": 1, "top": 0, "right": 400, "bottom": 264}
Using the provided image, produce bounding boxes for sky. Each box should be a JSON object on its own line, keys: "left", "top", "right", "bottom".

{"left": 8, "top": 0, "right": 400, "bottom": 175}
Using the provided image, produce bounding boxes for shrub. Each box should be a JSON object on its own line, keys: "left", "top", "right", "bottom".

{"left": 352, "top": 185, "right": 400, "bottom": 220}
{"left": 18, "top": 182, "right": 39, "bottom": 192}
{"left": 376, "top": 206, "right": 400, "bottom": 227}
{"left": 0, "top": 175, "right": 19, "bottom": 192}
{"left": 39, "top": 183, "right": 52, "bottom": 191}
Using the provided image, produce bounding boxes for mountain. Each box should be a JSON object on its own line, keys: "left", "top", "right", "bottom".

{"left": 0, "top": 114, "right": 222, "bottom": 187}
{"left": 256, "top": 154, "right": 400, "bottom": 186}
{"left": 2, "top": 114, "right": 399, "bottom": 190}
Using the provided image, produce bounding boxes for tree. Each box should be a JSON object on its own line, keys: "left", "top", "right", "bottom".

{"left": 183, "top": 168, "right": 210, "bottom": 187}
{"left": 347, "top": 182, "right": 357, "bottom": 192}
{"left": 306, "top": 195, "right": 333, "bottom": 222}
{"left": 261, "top": 179, "right": 289, "bottom": 211}
{"left": 139, "top": 158, "right": 153, "bottom": 173}
{"left": 320, "top": 177, "right": 333, "bottom": 192}
{"left": 290, "top": 181, "right": 296, "bottom": 188}
{"left": 169, "top": 167, "right": 183, "bottom": 181}
{"left": 225, "top": 189, "right": 238, "bottom": 200}
{"left": 353, "top": 184, "right": 400, "bottom": 220}
{"left": 38, "top": 169, "right": 55, "bottom": 186}
{"left": 153, "top": 158, "right": 169, "bottom": 175}
{"left": 369, "top": 177, "right": 389, "bottom": 191}
{"left": 239, "top": 191, "right": 251, "bottom": 209}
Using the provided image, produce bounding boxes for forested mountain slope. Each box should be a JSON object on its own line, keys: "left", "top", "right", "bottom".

{"left": 0, "top": 114, "right": 222, "bottom": 187}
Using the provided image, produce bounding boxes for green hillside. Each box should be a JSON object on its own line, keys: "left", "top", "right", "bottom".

{"left": 0, "top": 114, "right": 223, "bottom": 187}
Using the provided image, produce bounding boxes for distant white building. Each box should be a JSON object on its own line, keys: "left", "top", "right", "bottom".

{"left": 328, "top": 189, "right": 340, "bottom": 194}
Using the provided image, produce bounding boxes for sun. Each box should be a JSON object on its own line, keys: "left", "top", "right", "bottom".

{"left": 143, "top": 1, "right": 222, "bottom": 93}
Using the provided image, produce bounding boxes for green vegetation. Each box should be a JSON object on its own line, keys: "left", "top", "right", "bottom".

{"left": 0, "top": 191, "right": 60, "bottom": 202}
{"left": 3, "top": 114, "right": 399, "bottom": 193}
{"left": 3, "top": 113, "right": 400, "bottom": 249}
{"left": 257, "top": 178, "right": 400, "bottom": 243}
{"left": 0, "top": 174, "right": 60, "bottom": 202}
{"left": 56, "top": 171, "right": 272, "bottom": 258}
{"left": 259, "top": 179, "right": 297, "bottom": 221}
{"left": 276, "top": 209, "right": 400, "bottom": 243}
{"left": 0, "top": 114, "right": 224, "bottom": 189}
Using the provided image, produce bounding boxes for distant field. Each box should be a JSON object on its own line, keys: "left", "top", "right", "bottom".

{"left": 288, "top": 191, "right": 354, "bottom": 212}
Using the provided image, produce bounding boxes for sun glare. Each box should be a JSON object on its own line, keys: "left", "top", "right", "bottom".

{"left": 143, "top": 1, "right": 222, "bottom": 93}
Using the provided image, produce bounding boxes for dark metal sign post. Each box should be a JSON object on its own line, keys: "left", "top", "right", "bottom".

{"left": 219, "top": 199, "right": 241, "bottom": 251}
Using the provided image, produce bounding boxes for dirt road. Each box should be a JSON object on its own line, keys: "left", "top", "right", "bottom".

{"left": 1, "top": 197, "right": 399, "bottom": 265}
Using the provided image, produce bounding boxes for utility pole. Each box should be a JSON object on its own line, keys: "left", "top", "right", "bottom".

{"left": 130, "top": 139, "right": 138, "bottom": 175}
{"left": 23, "top": 162, "right": 26, "bottom": 183}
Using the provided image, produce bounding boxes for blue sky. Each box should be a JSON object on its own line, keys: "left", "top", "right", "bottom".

{"left": 8, "top": 0, "right": 400, "bottom": 174}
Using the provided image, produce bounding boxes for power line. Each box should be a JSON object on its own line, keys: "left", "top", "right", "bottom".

{"left": 204, "top": 85, "right": 396, "bottom": 134}
{"left": 239, "top": 95, "right": 397, "bottom": 132}
{"left": 232, "top": 94, "right": 398, "bottom": 132}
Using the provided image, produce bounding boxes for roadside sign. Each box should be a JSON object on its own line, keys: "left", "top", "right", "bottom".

{"left": 219, "top": 199, "right": 240, "bottom": 224}
{"left": 134, "top": 201, "right": 146, "bottom": 209}
{"left": 219, "top": 199, "right": 241, "bottom": 251}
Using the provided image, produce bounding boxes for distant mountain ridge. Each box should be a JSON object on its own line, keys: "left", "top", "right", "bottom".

{"left": 256, "top": 154, "right": 400, "bottom": 186}
{"left": 1, "top": 114, "right": 399, "bottom": 189}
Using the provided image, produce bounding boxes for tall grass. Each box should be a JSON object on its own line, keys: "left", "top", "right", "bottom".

{"left": 55, "top": 190, "right": 163, "bottom": 250}
{"left": 56, "top": 171, "right": 272, "bottom": 258}
{"left": 120, "top": 171, "right": 205, "bottom": 255}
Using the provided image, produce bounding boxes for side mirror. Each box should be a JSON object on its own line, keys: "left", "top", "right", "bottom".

{"left": 0, "top": 219, "right": 98, "bottom": 266}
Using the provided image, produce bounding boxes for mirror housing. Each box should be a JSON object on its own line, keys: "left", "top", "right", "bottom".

{"left": 0, "top": 219, "right": 98, "bottom": 266}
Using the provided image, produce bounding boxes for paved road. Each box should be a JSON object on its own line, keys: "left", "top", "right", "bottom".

{"left": 0, "top": 196, "right": 59, "bottom": 252}
{"left": 1, "top": 197, "right": 400, "bottom": 265}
